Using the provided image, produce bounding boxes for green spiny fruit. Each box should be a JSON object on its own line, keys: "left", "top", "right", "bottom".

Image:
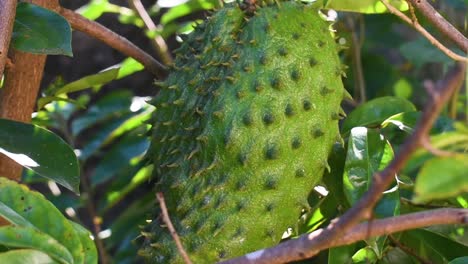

{"left": 140, "top": 0, "right": 347, "bottom": 262}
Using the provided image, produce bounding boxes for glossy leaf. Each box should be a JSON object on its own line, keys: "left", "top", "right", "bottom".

{"left": 12, "top": 3, "right": 72, "bottom": 56}
{"left": 352, "top": 247, "right": 378, "bottom": 263}
{"left": 342, "top": 96, "right": 416, "bottom": 134}
{"left": 0, "top": 226, "right": 73, "bottom": 264}
{"left": 450, "top": 257, "right": 468, "bottom": 264}
{"left": 398, "top": 229, "right": 468, "bottom": 262}
{"left": 53, "top": 68, "right": 119, "bottom": 95}
{"left": 90, "top": 134, "right": 150, "bottom": 186}
{"left": 317, "top": 0, "right": 408, "bottom": 13}
{"left": 116, "top": 58, "right": 145, "bottom": 79}
{"left": 0, "top": 119, "right": 79, "bottom": 193}
{"left": 414, "top": 155, "right": 468, "bottom": 203}
{"left": 322, "top": 143, "right": 350, "bottom": 212}
{"left": 404, "top": 131, "right": 468, "bottom": 174}
{"left": 0, "top": 178, "right": 84, "bottom": 263}
{"left": 71, "top": 90, "right": 133, "bottom": 136}
{"left": 161, "top": 0, "right": 217, "bottom": 25}
{"left": 328, "top": 244, "right": 355, "bottom": 264}
{"left": 343, "top": 127, "right": 398, "bottom": 218}
{"left": 0, "top": 249, "right": 59, "bottom": 264}
{"left": 70, "top": 222, "right": 98, "bottom": 264}
{"left": 382, "top": 112, "right": 455, "bottom": 134}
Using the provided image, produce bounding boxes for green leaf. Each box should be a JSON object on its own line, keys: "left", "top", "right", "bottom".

{"left": 328, "top": 245, "right": 355, "bottom": 264}
{"left": 70, "top": 222, "right": 98, "bottom": 264}
{"left": 342, "top": 96, "right": 416, "bottom": 134}
{"left": 382, "top": 112, "right": 454, "bottom": 135}
{"left": 314, "top": 0, "right": 408, "bottom": 13}
{"left": 52, "top": 68, "right": 119, "bottom": 95}
{"left": 0, "top": 178, "right": 84, "bottom": 264}
{"left": 161, "top": 0, "right": 217, "bottom": 25}
{"left": 398, "top": 229, "right": 468, "bottom": 262}
{"left": 77, "top": 0, "right": 110, "bottom": 20}
{"left": 413, "top": 155, "right": 468, "bottom": 203}
{"left": 0, "top": 119, "right": 79, "bottom": 193}
{"left": 352, "top": 247, "right": 378, "bottom": 263}
{"left": 71, "top": 90, "right": 133, "bottom": 136}
{"left": 343, "top": 127, "right": 399, "bottom": 217}
{"left": 0, "top": 249, "right": 59, "bottom": 264}
{"left": 12, "top": 3, "right": 72, "bottom": 56}
{"left": 450, "top": 257, "right": 468, "bottom": 264}
{"left": 116, "top": 58, "right": 145, "bottom": 79}
{"left": 0, "top": 226, "right": 73, "bottom": 264}
{"left": 404, "top": 131, "right": 468, "bottom": 174}
{"left": 90, "top": 134, "right": 150, "bottom": 186}
{"left": 323, "top": 143, "right": 349, "bottom": 209}
{"left": 400, "top": 37, "right": 458, "bottom": 69}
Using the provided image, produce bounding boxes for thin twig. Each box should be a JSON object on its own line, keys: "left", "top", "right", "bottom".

{"left": 381, "top": 0, "right": 468, "bottom": 63}
{"left": 156, "top": 192, "right": 193, "bottom": 264}
{"left": 220, "top": 63, "right": 466, "bottom": 264}
{"left": 128, "top": 0, "right": 173, "bottom": 65}
{"left": 58, "top": 7, "right": 168, "bottom": 78}
{"left": 0, "top": 0, "right": 17, "bottom": 77}
{"left": 388, "top": 235, "right": 433, "bottom": 264}
{"left": 406, "top": 0, "right": 468, "bottom": 52}
{"left": 346, "top": 15, "right": 366, "bottom": 103}
{"left": 220, "top": 208, "right": 468, "bottom": 264}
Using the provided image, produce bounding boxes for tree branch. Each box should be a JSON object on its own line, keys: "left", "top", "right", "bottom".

{"left": 381, "top": 0, "right": 468, "bottom": 62}
{"left": 406, "top": 0, "right": 468, "bottom": 52}
{"left": 221, "top": 62, "right": 466, "bottom": 264}
{"left": 58, "top": 7, "right": 168, "bottom": 79}
{"left": 221, "top": 208, "right": 468, "bottom": 264}
{"left": 128, "top": 0, "right": 173, "bottom": 65}
{"left": 0, "top": 0, "right": 17, "bottom": 77}
{"left": 156, "top": 193, "right": 193, "bottom": 264}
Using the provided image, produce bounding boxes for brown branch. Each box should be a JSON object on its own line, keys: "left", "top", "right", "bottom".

{"left": 221, "top": 63, "right": 466, "bottom": 264}
{"left": 381, "top": 0, "right": 468, "bottom": 62}
{"left": 406, "top": 0, "right": 468, "bottom": 52}
{"left": 128, "top": 0, "right": 173, "bottom": 65}
{"left": 156, "top": 193, "right": 193, "bottom": 264}
{"left": 0, "top": 0, "right": 17, "bottom": 77}
{"left": 221, "top": 208, "right": 468, "bottom": 264}
{"left": 58, "top": 7, "right": 168, "bottom": 79}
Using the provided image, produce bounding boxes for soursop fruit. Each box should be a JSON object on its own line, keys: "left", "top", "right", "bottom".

{"left": 140, "top": 0, "right": 347, "bottom": 262}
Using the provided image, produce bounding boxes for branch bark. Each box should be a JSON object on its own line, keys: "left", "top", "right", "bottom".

{"left": 221, "top": 208, "right": 467, "bottom": 264}
{"left": 0, "top": 0, "right": 17, "bottom": 77}
{"left": 406, "top": 0, "right": 468, "bottom": 52}
{"left": 58, "top": 7, "right": 168, "bottom": 79}
{"left": 0, "top": 0, "right": 60, "bottom": 182}
{"left": 128, "top": 0, "right": 173, "bottom": 65}
{"left": 221, "top": 62, "right": 467, "bottom": 264}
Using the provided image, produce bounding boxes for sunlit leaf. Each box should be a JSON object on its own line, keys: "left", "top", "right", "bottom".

{"left": 52, "top": 68, "right": 119, "bottom": 95}
{"left": 70, "top": 222, "right": 98, "bottom": 264}
{"left": 414, "top": 155, "right": 468, "bottom": 203}
{"left": 0, "top": 178, "right": 84, "bottom": 263}
{"left": 319, "top": 0, "right": 409, "bottom": 13}
{"left": 0, "top": 226, "right": 73, "bottom": 264}
{"left": 0, "top": 119, "right": 79, "bottom": 193}
{"left": 0, "top": 249, "right": 59, "bottom": 264}
{"left": 161, "top": 0, "right": 217, "bottom": 25}
{"left": 343, "top": 127, "right": 399, "bottom": 218}
{"left": 342, "top": 96, "right": 416, "bottom": 134}
{"left": 12, "top": 3, "right": 72, "bottom": 56}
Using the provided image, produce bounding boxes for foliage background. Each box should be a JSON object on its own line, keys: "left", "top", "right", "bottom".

{"left": 9, "top": 0, "right": 467, "bottom": 263}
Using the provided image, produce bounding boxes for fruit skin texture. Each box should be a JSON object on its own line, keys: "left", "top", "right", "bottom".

{"left": 140, "top": 1, "right": 347, "bottom": 262}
